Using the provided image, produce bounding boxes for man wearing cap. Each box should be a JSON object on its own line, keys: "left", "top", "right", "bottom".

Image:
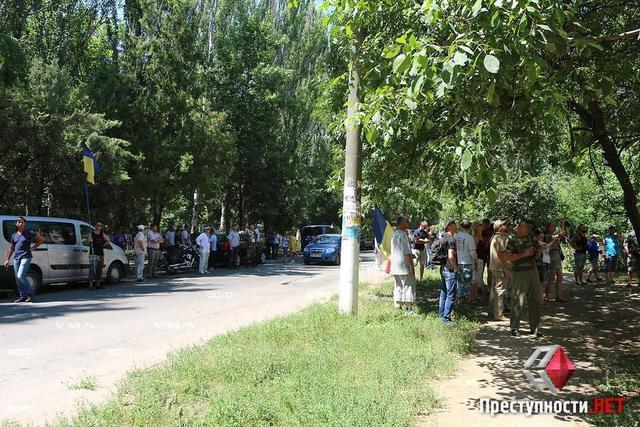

{"left": 439, "top": 220, "right": 458, "bottom": 325}
{"left": 501, "top": 219, "right": 542, "bottom": 337}
{"left": 133, "top": 225, "right": 147, "bottom": 282}
{"left": 196, "top": 227, "right": 212, "bottom": 274}
{"left": 88, "top": 222, "right": 111, "bottom": 290}
{"left": 488, "top": 220, "right": 509, "bottom": 320}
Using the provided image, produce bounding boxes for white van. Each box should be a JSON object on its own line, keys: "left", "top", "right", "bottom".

{"left": 0, "top": 215, "right": 129, "bottom": 293}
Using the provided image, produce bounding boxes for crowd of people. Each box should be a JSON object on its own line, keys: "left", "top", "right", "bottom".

{"left": 388, "top": 217, "right": 640, "bottom": 336}
{"left": 107, "top": 222, "right": 302, "bottom": 282}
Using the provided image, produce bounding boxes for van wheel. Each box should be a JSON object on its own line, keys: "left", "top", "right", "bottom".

{"left": 334, "top": 255, "right": 341, "bottom": 266}
{"left": 26, "top": 269, "right": 42, "bottom": 295}
{"left": 106, "top": 261, "right": 124, "bottom": 284}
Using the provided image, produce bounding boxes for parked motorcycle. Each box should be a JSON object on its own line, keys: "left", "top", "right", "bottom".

{"left": 158, "top": 245, "right": 200, "bottom": 274}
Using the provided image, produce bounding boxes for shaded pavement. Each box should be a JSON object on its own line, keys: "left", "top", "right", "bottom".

{"left": 418, "top": 273, "right": 640, "bottom": 426}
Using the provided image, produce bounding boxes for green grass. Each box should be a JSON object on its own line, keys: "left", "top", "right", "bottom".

{"left": 589, "top": 349, "right": 640, "bottom": 427}
{"left": 65, "top": 375, "right": 98, "bottom": 391}
{"left": 54, "top": 275, "right": 479, "bottom": 426}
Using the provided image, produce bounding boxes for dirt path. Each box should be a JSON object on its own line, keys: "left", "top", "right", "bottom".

{"left": 419, "top": 274, "right": 640, "bottom": 426}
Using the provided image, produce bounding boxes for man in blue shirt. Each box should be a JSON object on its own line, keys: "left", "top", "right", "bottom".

{"left": 603, "top": 226, "right": 621, "bottom": 285}
{"left": 3, "top": 216, "right": 43, "bottom": 302}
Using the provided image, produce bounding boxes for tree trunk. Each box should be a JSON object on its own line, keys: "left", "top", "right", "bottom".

{"left": 220, "top": 195, "right": 227, "bottom": 232}
{"left": 338, "top": 31, "right": 364, "bottom": 316}
{"left": 588, "top": 101, "right": 640, "bottom": 238}
{"left": 571, "top": 100, "right": 640, "bottom": 238}
{"left": 190, "top": 190, "right": 199, "bottom": 233}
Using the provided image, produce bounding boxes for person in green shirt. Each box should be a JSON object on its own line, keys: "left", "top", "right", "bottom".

{"left": 501, "top": 219, "right": 543, "bottom": 337}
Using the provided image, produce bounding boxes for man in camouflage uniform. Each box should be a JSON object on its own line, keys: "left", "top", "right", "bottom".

{"left": 501, "top": 219, "right": 542, "bottom": 337}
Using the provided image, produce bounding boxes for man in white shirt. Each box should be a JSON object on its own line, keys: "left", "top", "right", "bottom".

{"left": 455, "top": 220, "right": 478, "bottom": 303}
{"left": 390, "top": 216, "right": 416, "bottom": 313}
{"left": 228, "top": 225, "right": 241, "bottom": 269}
{"left": 147, "top": 224, "right": 163, "bottom": 279}
{"left": 195, "top": 227, "right": 212, "bottom": 274}
{"left": 133, "top": 225, "right": 147, "bottom": 282}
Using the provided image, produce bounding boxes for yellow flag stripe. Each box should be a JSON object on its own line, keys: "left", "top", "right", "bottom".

{"left": 83, "top": 156, "right": 95, "bottom": 185}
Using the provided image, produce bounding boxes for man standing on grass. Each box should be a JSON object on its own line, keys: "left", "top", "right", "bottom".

{"left": 488, "top": 219, "right": 509, "bottom": 321}
{"left": 455, "top": 220, "right": 478, "bottom": 303}
{"left": 390, "top": 217, "right": 416, "bottom": 314}
{"left": 412, "top": 221, "right": 429, "bottom": 281}
{"left": 624, "top": 230, "right": 640, "bottom": 287}
{"left": 501, "top": 219, "right": 542, "bottom": 337}
{"left": 439, "top": 220, "right": 458, "bottom": 325}
{"left": 196, "top": 227, "right": 211, "bottom": 274}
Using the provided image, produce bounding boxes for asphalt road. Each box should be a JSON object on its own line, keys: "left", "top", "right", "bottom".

{"left": 0, "top": 253, "right": 378, "bottom": 425}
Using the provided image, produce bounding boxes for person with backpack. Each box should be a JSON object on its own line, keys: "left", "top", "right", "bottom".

{"left": 624, "top": 230, "right": 640, "bottom": 287}
{"left": 431, "top": 220, "right": 458, "bottom": 325}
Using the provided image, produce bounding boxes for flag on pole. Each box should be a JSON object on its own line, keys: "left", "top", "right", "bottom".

{"left": 82, "top": 142, "right": 100, "bottom": 185}
{"left": 372, "top": 208, "right": 393, "bottom": 259}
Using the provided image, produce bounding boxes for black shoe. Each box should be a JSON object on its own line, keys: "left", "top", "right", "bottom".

{"left": 14, "top": 297, "right": 26, "bottom": 303}
{"left": 511, "top": 329, "right": 521, "bottom": 337}
{"left": 530, "top": 330, "right": 543, "bottom": 337}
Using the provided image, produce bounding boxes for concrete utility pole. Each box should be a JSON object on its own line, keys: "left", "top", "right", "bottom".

{"left": 338, "top": 36, "right": 363, "bottom": 315}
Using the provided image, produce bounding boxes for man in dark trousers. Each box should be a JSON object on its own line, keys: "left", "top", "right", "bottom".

{"left": 89, "top": 222, "right": 111, "bottom": 290}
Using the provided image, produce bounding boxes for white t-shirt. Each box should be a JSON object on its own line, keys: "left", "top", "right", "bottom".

{"left": 539, "top": 240, "right": 550, "bottom": 264}
{"left": 455, "top": 230, "right": 477, "bottom": 265}
{"left": 390, "top": 229, "right": 412, "bottom": 275}
{"left": 196, "top": 232, "right": 210, "bottom": 253}
{"left": 134, "top": 231, "right": 146, "bottom": 254}
{"left": 229, "top": 231, "right": 240, "bottom": 248}
{"left": 147, "top": 230, "right": 162, "bottom": 250}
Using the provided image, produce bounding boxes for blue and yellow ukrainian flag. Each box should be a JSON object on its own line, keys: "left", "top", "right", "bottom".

{"left": 372, "top": 208, "right": 393, "bottom": 259}
{"left": 82, "top": 142, "right": 100, "bottom": 185}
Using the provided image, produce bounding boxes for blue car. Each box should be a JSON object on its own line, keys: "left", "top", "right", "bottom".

{"left": 303, "top": 234, "right": 341, "bottom": 265}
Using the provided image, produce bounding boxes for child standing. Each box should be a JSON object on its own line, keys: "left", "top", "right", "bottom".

{"left": 586, "top": 234, "right": 602, "bottom": 282}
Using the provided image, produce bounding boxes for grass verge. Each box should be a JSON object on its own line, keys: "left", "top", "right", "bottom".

{"left": 54, "top": 272, "right": 479, "bottom": 426}
{"left": 588, "top": 349, "right": 639, "bottom": 427}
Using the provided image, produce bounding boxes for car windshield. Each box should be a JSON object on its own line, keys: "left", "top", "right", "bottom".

{"left": 316, "top": 235, "right": 340, "bottom": 245}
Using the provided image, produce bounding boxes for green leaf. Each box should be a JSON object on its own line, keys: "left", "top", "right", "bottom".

{"left": 393, "top": 54, "right": 411, "bottom": 73}
{"left": 486, "top": 81, "right": 496, "bottom": 103}
{"left": 461, "top": 149, "right": 473, "bottom": 170}
{"left": 487, "top": 188, "right": 497, "bottom": 205}
{"left": 471, "top": 0, "right": 482, "bottom": 17}
{"left": 452, "top": 51, "right": 468, "bottom": 66}
{"left": 483, "top": 54, "right": 500, "bottom": 73}
{"left": 544, "top": 42, "right": 556, "bottom": 53}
